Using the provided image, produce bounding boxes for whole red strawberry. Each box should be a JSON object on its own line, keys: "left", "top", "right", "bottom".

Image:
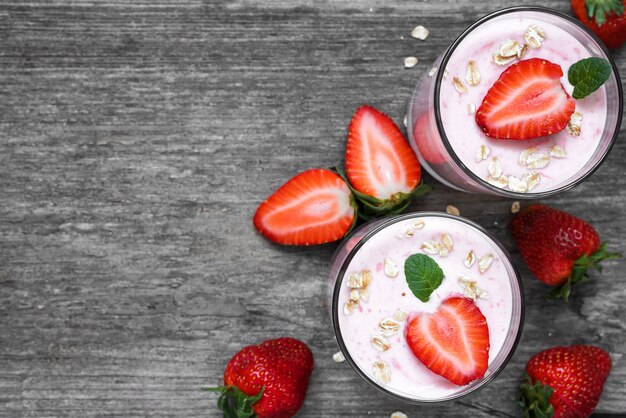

{"left": 206, "top": 338, "right": 314, "bottom": 418}
{"left": 519, "top": 345, "right": 612, "bottom": 418}
{"left": 511, "top": 204, "right": 620, "bottom": 301}
{"left": 572, "top": 0, "right": 626, "bottom": 49}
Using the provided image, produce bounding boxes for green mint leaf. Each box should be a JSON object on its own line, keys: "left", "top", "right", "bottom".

{"left": 404, "top": 253, "right": 444, "bottom": 302}
{"left": 568, "top": 57, "right": 612, "bottom": 99}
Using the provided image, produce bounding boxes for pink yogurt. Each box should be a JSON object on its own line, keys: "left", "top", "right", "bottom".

{"left": 334, "top": 213, "right": 523, "bottom": 401}
{"left": 439, "top": 15, "right": 607, "bottom": 193}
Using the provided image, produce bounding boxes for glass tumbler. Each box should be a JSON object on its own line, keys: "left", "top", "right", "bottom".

{"left": 407, "top": 6, "right": 623, "bottom": 198}
{"left": 328, "top": 212, "right": 524, "bottom": 403}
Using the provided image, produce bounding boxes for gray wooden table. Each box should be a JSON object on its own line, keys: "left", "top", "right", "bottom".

{"left": 1, "top": 1, "right": 624, "bottom": 417}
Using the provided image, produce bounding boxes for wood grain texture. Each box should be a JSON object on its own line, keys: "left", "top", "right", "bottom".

{"left": 0, "top": 0, "right": 624, "bottom": 417}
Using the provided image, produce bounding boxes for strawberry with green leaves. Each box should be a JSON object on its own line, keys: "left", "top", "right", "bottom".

{"left": 519, "top": 345, "right": 612, "bottom": 418}
{"left": 206, "top": 338, "right": 314, "bottom": 418}
{"left": 572, "top": 0, "right": 626, "bottom": 49}
{"left": 511, "top": 204, "right": 621, "bottom": 301}
{"left": 345, "top": 105, "right": 431, "bottom": 220}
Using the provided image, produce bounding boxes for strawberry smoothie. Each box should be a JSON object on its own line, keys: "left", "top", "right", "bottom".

{"left": 330, "top": 213, "right": 523, "bottom": 402}
{"left": 408, "top": 7, "right": 622, "bottom": 197}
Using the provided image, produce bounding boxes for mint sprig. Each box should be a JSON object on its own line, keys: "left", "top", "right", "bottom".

{"left": 568, "top": 58, "right": 612, "bottom": 100}
{"left": 404, "top": 254, "right": 444, "bottom": 302}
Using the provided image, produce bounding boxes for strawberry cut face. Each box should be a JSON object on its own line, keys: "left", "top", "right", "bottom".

{"left": 405, "top": 297, "right": 490, "bottom": 386}
{"left": 346, "top": 105, "right": 421, "bottom": 200}
{"left": 475, "top": 58, "right": 576, "bottom": 140}
{"left": 254, "top": 168, "right": 357, "bottom": 246}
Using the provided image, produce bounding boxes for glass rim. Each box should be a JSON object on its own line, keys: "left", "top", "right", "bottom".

{"left": 330, "top": 212, "right": 525, "bottom": 404}
{"left": 431, "top": 5, "right": 624, "bottom": 199}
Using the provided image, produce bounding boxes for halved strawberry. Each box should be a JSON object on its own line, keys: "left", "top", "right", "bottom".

{"left": 345, "top": 105, "right": 430, "bottom": 220}
{"left": 475, "top": 58, "right": 576, "bottom": 140}
{"left": 405, "top": 297, "right": 490, "bottom": 386}
{"left": 254, "top": 168, "right": 357, "bottom": 246}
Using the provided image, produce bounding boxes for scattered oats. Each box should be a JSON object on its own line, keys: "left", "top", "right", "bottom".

{"left": 443, "top": 68, "right": 449, "bottom": 79}
{"left": 523, "top": 172, "right": 541, "bottom": 191}
{"left": 384, "top": 258, "right": 399, "bottom": 278}
{"left": 524, "top": 25, "right": 546, "bottom": 49}
{"left": 428, "top": 67, "right": 437, "bottom": 77}
{"left": 441, "top": 233, "right": 454, "bottom": 252}
{"left": 411, "top": 219, "right": 425, "bottom": 230}
{"left": 361, "top": 270, "right": 373, "bottom": 287}
{"left": 393, "top": 310, "right": 408, "bottom": 321}
{"left": 343, "top": 300, "right": 357, "bottom": 315}
{"left": 478, "top": 253, "right": 494, "bottom": 274}
{"left": 466, "top": 60, "right": 481, "bottom": 86}
{"left": 411, "top": 25, "right": 430, "bottom": 40}
{"left": 526, "top": 153, "right": 550, "bottom": 169}
{"left": 493, "top": 39, "right": 522, "bottom": 65}
{"left": 453, "top": 77, "right": 468, "bottom": 94}
{"left": 421, "top": 240, "right": 441, "bottom": 255}
{"left": 359, "top": 287, "right": 371, "bottom": 302}
{"left": 518, "top": 147, "right": 537, "bottom": 166}
{"left": 333, "top": 351, "right": 346, "bottom": 363}
{"left": 371, "top": 335, "right": 391, "bottom": 352}
{"left": 475, "top": 144, "right": 489, "bottom": 161}
{"left": 486, "top": 175, "right": 509, "bottom": 188}
{"left": 349, "top": 289, "right": 361, "bottom": 302}
{"left": 404, "top": 56, "right": 419, "bottom": 68}
{"left": 464, "top": 250, "right": 476, "bottom": 268}
{"left": 403, "top": 114, "right": 407, "bottom": 128}
{"left": 438, "top": 245, "right": 450, "bottom": 257}
{"left": 373, "top": 360, "right": 391, "bottom": 384}
{"left": 390, "top": 413, "right": 409, "bottom": 418}
{"left": 379, "top": 317, "right": 401, "bottom": 336}
{"left": 493, "top": 52, "right": 517, "bottom": 66}
{"left": 488, "top": 157, "right": 503, "bottom": 178}
{"left": 446, "top": 204, "right": 460, "bottom": 216}
{"left": 458, "top": 276, "right": 489, "bottom": 300}
{"left": 467, "top": 103, "right": 476, "bottom": 115}
{"left": 347, "top": 270, "right": 373, "bottom": 289}
{"left": 549, "top": 145, "right": 566, "bottom": 158}
{"left": 567, "top": 112, "right": 582, "bottom": 136}
{"left": 405, "top": 228, "right": 415, "bottom": 237}
{"left": 508, "top": 176, "right": 529, "bottom": 193}
{"left": 517, "top": 43, "right": 529, "bottom": 59}
{"left": 347, "top": 272, "right": 363, "bottom": 288}
{"left": 511, "top": 201, "right": 521, "bottom": 214}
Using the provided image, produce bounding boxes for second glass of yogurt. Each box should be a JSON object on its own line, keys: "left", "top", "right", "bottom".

{"left": 408, "top": 6, "right": 623, "bottom": 198}
{"left": 329, "top": 213, "right": 524, "bottom": 403}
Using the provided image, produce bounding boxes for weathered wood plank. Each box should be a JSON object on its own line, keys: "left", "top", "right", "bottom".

{"left": 0, "top": 1, "right": 624, "bottom": 417}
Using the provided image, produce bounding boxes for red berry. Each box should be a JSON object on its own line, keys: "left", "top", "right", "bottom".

{"left": 404, "top": 297, "right": 490, "bottom": 386}
{"left": 571, "top": 0, "right": 626, "bottom": 49}
{"left": 254, "top": 168, "right": 357, "bottom": 246}
{"left": 520, "top": 345, "right": 611, "bottom": 418}
{"left": 475, "top": 59, "right": 576, "bottom": 140}
{"left": 346, "top": 105, "right": 421, "bottom": 200}
{"left": 511, "top": 204, "right": 620, "bottom": 300}
{"left": 212, "top": 337, "right": 314, "bottom": 418}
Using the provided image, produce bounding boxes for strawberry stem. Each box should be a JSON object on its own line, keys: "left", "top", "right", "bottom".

{"left": 203, "top": 385, "right": 264, "bottom": 418}
{"left": 585, "top": 0, "right": 625, "bottom": 26}
{"left": 548, "top": 242, "right": 622, "bottom": 302}
{"left": 518, "top": 373, "right": 555, "bottom": 418}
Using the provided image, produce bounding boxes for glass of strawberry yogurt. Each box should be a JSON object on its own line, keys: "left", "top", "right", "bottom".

{"left": 408, "top": 6, "right": 623, "bottom": 197}
{"left": 329, "top": 212, "right": 524, "bottom": 403}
